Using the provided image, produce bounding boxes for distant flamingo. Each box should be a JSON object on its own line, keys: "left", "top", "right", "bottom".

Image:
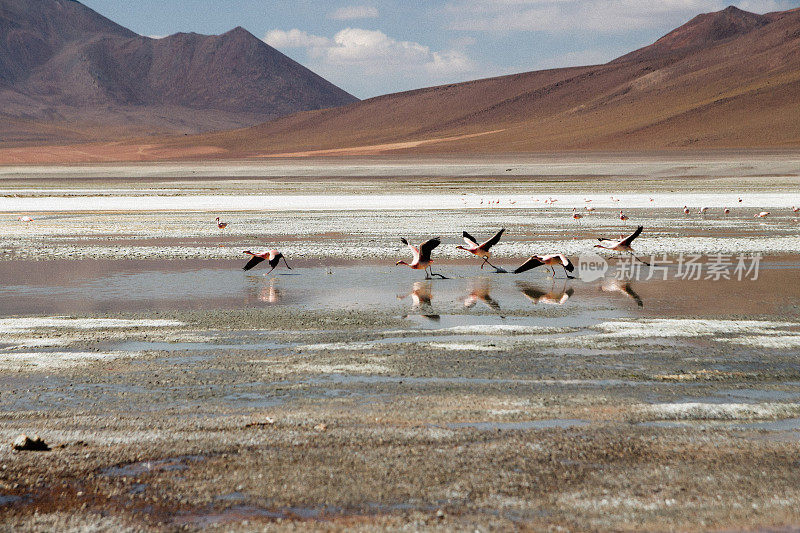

{"left": 755, "top": 211, "right": 770, "bottom": 218}
{"left": 572, "top": 209, "right": 583, "bottom": 224}
{"left": 396, "top": 237, "right": 446, "bottom": 279}
{"left": 513, "top": 254, "right": 575, "bottom": 279}
{"left": 683, "top": 206, "right": 690, "bottom": 214}
{"left": 215, "top": 217, "right": 228, "bottom": 230}
{"left": 456, "top": 229, "right": 506, "bottom": 271}
{"left": 792, "top": 206, "right": 799, "bottom": 213}
{"left": 595, "top": 225, "right": 649, "bottom": 265}
{"left": 738, "top": 198, "right": 743, "bottom": 203}
{"left": 699, "top": 207, "right": 709, "bottom": 214}
{"left": 724, "top": 208, "right": 730, "bottom": 215}
{"left": 619, "top": 211, "right": 629, "bottom": 222}
{"left": 585, "top": 206, "right": 595, "bottom": 212}
{"left": 17, "top": 216, "right": 33, "bottom": 222}
{"left": 242, "top": 249, "right": 291, "bottom": 274}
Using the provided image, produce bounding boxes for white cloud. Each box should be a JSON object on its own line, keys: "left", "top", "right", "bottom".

{"left": 444, "top": 0, "right": 796, "bottom": 34}
{"left": 264, "top": 28, "right": 330, "bottom": 48}
{"left": 328, "top": 5, "right": 379, "bottom": 20}
{"left": 265, "top": 27, "right": 479, "bottom": 96}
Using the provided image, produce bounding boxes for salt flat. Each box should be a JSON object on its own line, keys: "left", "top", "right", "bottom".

{"left": 1, "top": 161, "right": 800, "bottom": 531}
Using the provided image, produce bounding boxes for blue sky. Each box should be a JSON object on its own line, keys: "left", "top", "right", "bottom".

{"left": 80, "top": 0, "right": 800, "bottom": 99}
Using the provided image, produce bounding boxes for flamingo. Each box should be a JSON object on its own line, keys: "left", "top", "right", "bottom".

{"left": 682, "top": 206, "right": 690, "bottom": 214}
{"left": 572, "top": 209, "right": 583, "bottom": 224}
{"left": 585, "top": 206, "right": 595, "bottom": 212}
{"left": 513, "top": 254, "right": 575, "bottom": 279}
{"left": 595, "top": 225, "right": 650, "bottom": 265}
{"left": 17, "top": 216, "right": 33, "bottom": 222}
{"left": 738, "top": 197, "right": 743, "bottom": 203}
{"left": 215, "top": 217, "right": 228, "bottom": 230}
{"left": 455, "top": 229, "right": 506, "bottom": 271}
{"left": 724, "top": 208, "right": 730, "bottom": 215}
{"left": 755, "top": 211, "right": 770, "bottom": 218}
{"left": 792, "top": 206, "right": 799, "bottom": 213}
{"left": 242, "top": 250, "right": 292, "bottom": 274}
{"left": 396, "top": 237, "right": 446, "bottom": 279}
{"left": 699, "top": 207, "right": 709, "bottom": 214}
{"left": 517, "top": 281, "right": 573, "bottom": 305}
{"left": 619, "top": 211, "right": 629, "bottom": 222}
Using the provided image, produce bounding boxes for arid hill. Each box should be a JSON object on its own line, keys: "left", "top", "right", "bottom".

{"left": 146, "top": 5, "right": 798, "bottom": 158}
{"left": 0, "top": 0, "right": 357, "bottom": 145}
{"left": 1, "top": 5, "right": 799, "bottom": 163}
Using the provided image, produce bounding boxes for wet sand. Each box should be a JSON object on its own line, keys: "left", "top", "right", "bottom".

{"left": 2, "top": 165, "right": 800, "bottom": 530}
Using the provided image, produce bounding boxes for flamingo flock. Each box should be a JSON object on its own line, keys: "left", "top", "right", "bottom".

{"left": 211, "top": 195, "right": 791, "bottom": 277}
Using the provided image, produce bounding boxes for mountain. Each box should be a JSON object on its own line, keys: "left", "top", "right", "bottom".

{"left": 0, "top": 0, "right": 358, "bottom": 144}
{"left": 133, "top": 4, "right": 797, "bottom": 159}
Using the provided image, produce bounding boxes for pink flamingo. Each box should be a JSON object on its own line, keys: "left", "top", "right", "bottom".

{"left": 215, "top": 217, "right": 228, "bottom": 229}
{"left": 456, "top": 229, "right": 505, "bottom": 271}
{"left": 595, "top": 225, "right": 649, "bottom": 265}
{"left": 242, "top": 250, "right": 291, "bottom": 273}
{"left": 724, "top": 208, "right": 730, "bottom": 214}
{"left": 572, "top": 209, "right": 583, "bottom": 224}
{"left": 17, "top": 216, "right": 33, "bottom": 222}
{"left": 396, "top": 237, "right": 445, "bottom": 279}
{"left": 513, "top": 254, "right": 575, "bottom": 279}
{"left": 792, "top": 206, "right": 799, "bottom": 213}
{"left": 619, "top": 211, "right": 629, "bottom": 222}
{"left": 755, "top": 211, "right": 770, "bottom": 218}
{"left": 683, "top": 206, "right": 690, "bottom": 214}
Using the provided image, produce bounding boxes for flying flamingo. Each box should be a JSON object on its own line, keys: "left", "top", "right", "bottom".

{"left": 396, "top": 237, "right": 446, "bottom": 279}
{"left": 595, "top": 225, "right": 650, "bottom": 265}
{"left": 755, "top": 211, "right": 770, "bottom": 218}
{"left": 242, "top": 250, "right": 292, "bottom": 274}
{"left": 513, "top": 254, "right": 575, "bottom": 279}
{"left": 455, "top": 229, "right": 506, "bottom": 271}
{"left": 215, "top": 217, "right": 228, "bottom": 230}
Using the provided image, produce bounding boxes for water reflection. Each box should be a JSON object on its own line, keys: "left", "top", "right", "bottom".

{"left": 398, "top": 281, "right": 440, "bottom": 321}
{"left": 463, "top": 279, "right": 501, "bottom": 310}
{"left": 246, "top": 277, "right": 282, "bottom": 304}
{"left": 517, "top": 281, "right": 574, "bottom": 305}
{"left": 600, "top": 279, "right": 644, "bottom": 307}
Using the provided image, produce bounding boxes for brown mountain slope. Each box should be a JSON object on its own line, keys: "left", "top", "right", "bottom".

{"left": 0, "top": 0, "right": 357, "bottom": 144}
{"left": 140, "top": 5, "right": 800, "bottom": 158}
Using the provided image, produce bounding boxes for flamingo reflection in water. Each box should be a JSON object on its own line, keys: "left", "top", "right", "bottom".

{"left": 397, "top": 281, "right": 440, "bottom": 321}
{"left": 600, "top": 278, "right": 643, "bottom": 308}
{"left": 463, "top": 279, "right": 501, "bottom": 311}
{"left": 516, "top": 281, "right": 574, "bottom": 305}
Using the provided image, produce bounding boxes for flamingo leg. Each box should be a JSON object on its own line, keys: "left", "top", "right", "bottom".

{"left": 563, "top": 265, "right": 576, "bottom": 280}
{"left": 429, "top": 266, "right": 448, "bottom": 279}
{"left": 282, "top": 257, "right": 292, "bottom": 270}
{"left": 628, "top": 251, "right": 650, "bottom": 266}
